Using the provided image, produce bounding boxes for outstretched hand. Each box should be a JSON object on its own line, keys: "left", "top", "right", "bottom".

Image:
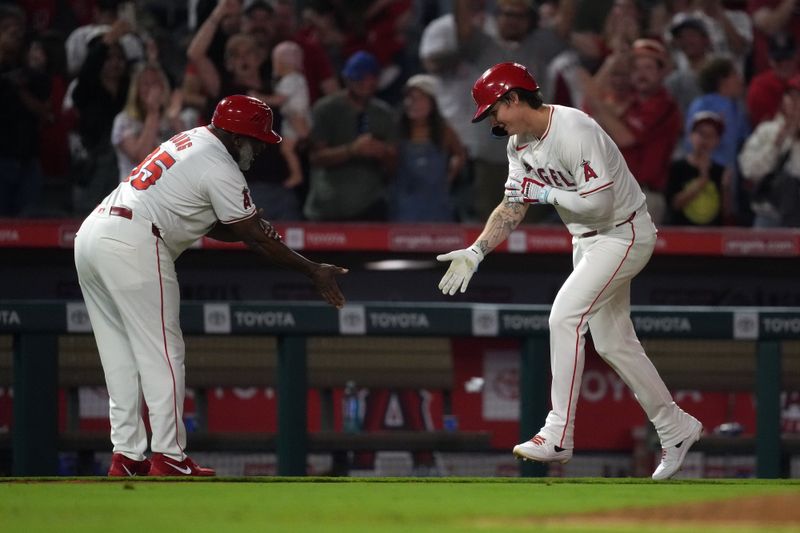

{"left": 310, "top": 263, "right": 349, "bottom": 308}
{"left": 436, "top": 245, "right": 484, "bottom": 295}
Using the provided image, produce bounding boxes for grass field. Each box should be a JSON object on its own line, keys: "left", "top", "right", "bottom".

{"left": 1, "top": 478, "right": 799, "bottom": 532}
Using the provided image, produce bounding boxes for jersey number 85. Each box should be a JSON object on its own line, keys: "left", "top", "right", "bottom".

{"left": 125, "top": 148, "right": 176, "bottom": 191}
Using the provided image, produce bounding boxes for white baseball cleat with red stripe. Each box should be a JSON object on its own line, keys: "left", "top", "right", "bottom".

{"left": 512, "top": 434, "right": 573, "bottom": 464}
{"left": 652, "top": 418, "right": 703, "bottom": 480}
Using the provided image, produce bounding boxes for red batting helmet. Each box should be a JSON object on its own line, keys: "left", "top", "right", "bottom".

{"left": 212, "top": 94, "right": 282, "bottom": 144}
{"left": 471, "top": 62, "right": 539, "bottom": 123}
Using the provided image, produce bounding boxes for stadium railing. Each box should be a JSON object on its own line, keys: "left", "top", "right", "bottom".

{"left": 1, "top": 300, "right": 798, "bottom": 477}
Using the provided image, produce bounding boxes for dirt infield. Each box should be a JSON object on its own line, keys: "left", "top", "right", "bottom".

{"left": 550, "top": 492, "right": 800, "bottom": 528}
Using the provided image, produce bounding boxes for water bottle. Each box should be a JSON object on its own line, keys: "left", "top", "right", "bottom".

{"left": 343, "top": 380, "right": 361, "bottom": 433}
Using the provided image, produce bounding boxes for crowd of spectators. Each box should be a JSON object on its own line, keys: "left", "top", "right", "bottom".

{"left": 3, "top": 0, "right": 800, "bottom": 227}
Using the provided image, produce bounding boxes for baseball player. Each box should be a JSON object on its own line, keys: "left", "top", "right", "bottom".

{"left": 74, "top": 95, "right": 348, "bottom": 477}
{"left": 436, "top": 63, "right": 702, "bottom": 480}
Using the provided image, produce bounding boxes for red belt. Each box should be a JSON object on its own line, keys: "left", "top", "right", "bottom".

{"left": 107, "top": 205, "right": 162, "bottom": 238}
{"left": 579, "top": 211, "right": 636, "bottom": 238}
{"left": 109, "top": 206, "right": 132, "bottom": 219}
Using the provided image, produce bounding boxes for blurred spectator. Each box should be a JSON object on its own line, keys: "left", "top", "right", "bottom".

{"left": 251, "top": 39, "right": 309, "bottom": 215}
{"left": 64, "top": 0, "right": 144, "bottom": 78}
{"left": 747, "top": 33, "right": 798, "bottom": 126}
{"left": 30, "top": 31, "right": 74, "bottom": 214}
{"left": 683, "top": 56, "right": 749, "bottom": 170}
{"left": 240, "top": 0, "right": 278, "bottom": 85}
{"left": 569, "top": 0, "right": 641, "bottom": 68}
{"left": 665, "top": 14, "right": 712, "bottom": 117}
{"left": 666, "top": 111, "right": 729, "bottom": 225}
{"left": 305, "top": 51, "right": 399, "bottom": 221}
{"left": 298, "top": 1, "right": 349, "bottom": 71}
{"left": 578, "top": 50, "right": 635, "bottom": 117}
{"left": 190, "top": 0, "right": 243, "bottom": 74}
{"left": 455, "top": 0, "right": 572, "bottom": 107}
{"left": 111, "top": 62, "right": 192, "bottom": 181}
{"left": 670, "top": 0, "right": 752, "bottom": 74}
{"left": 355, "top": 0, "right": 415, "bottom": 100}
{"left": 739, "top": 75, "right": 800, "bottom": 227}
{"left": 0, "top": 6, "right": 48, "bottom": 217}
{"left": 548, "top": 0, "right": 641, "bottom": 110}
{"left": 302, "top": 0, "right": 413, "bottom": 94}
{"left": 585, "top": 38, "right": 682, "bottom": 225}
{"left": 418, "top": 13, "right": 484, "bottom": 222}
{"left": 183, "top": 0, "right": 243, "bottom": 118}
{"left": 189, "top": 20, "right": 302, "bottom": 221}
{"left": 189, "top": 28, "right": 265, "bottom": 116}
{"left": 70, "top": 33, "right": 131, "bottom": 213}
{"left": 454, "top": 0, "right": 571, "bottom": 222}
{"left": 389, "top": 74, "right": 465, "bottom": 222}
{"left": 269, "top": 41, "right": 311, "bottom": 144}
{"left": 19, "top": 0, "right": 85, "bottom": 35}
{"left": 271, "top": 0, "right": 339, "bottom": 102}
{"left": 749, "top": 0, "right": 800, "bottom": 75}
{"left": 242, "top": 0, "right": 275, "bottom": 50}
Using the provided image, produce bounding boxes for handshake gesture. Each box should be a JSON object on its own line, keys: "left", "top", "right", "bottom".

{"left": 436, "top": 245, "right": 484, "bottom": 295}
{"left": 504, "top": 175, "right": 553, "bottom": 204}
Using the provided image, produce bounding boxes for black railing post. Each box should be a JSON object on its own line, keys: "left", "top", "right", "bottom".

{"left": 277, "top": 335, "right": 308, "bottom": 476}
{"left": 13, "top": 333, "right": 59, "bottom": 475}
{"left": 519, "top": 336, "right": 549, "bottom": 477}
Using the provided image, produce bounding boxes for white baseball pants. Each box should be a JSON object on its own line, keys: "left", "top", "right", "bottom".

{"left": 74, "top": 209, "right": 187, "bottom": 461}
{"left": 540, "top": 209, "right": 697, "bottom": 449}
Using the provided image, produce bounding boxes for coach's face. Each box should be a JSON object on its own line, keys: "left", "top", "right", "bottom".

{"left": 234, "top": 136, "right": 266, "bottom": 171}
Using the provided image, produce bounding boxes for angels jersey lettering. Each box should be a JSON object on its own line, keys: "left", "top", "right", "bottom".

{"left": 508, "top": 106, "right": 646, "bottom": 237}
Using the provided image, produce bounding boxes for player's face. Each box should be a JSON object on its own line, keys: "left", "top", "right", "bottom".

{"left": 488, "top": 98, "right": 517, "bottom": 135}
{"left": 235, "top": 137, "right": 265, "bottom": 171}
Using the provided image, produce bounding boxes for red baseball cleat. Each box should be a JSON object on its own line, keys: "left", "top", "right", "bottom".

{"left": 108, "top": 453, "right": 151, "bottom": 477}
{"left": 148, "top": 453, "right": 216, "bottom": 476}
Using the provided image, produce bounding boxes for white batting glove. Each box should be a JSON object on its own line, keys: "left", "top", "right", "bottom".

{"left": 436, "top": 244, "right": 484, "bottom": 295}
{"left": 505, "top": 176, "right": 552, "bottom": 204}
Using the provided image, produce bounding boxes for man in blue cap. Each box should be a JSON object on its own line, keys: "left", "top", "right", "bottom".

{"left": 304, "top": 50, "right": 399, "bottom": 221}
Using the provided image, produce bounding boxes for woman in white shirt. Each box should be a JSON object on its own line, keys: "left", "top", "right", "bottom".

{"left": 111, "top": 62, "right": 195, "bottom": 181}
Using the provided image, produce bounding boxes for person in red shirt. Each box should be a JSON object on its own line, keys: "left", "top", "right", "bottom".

{"left": 583, "top": 39, "right": 682, "bottom": 225}
{"left": 747, "top": 33, "right": 798, "bottom": 126}
{"left": 749, "top": 0, "right": 800, "bottom": 75}
{"left": 271, "top": 0, "right": 339, "bottom": 103}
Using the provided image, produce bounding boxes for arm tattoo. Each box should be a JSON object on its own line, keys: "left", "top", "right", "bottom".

{"left": 476, "top": 201, "right": 527, "bottom": 253}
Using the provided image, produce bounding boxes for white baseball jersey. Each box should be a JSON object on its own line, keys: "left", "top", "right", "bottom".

{"left": 99, "top": 126, "right": 257, "bottom": 259}
{"left": 504, "top": 106, "right": 699, "bottom": 458}
{"left": 507, "top": 105, "right": 646, "bottom": 236}
{"left": 75, "top": 125, "right": 257, "bottom": 464}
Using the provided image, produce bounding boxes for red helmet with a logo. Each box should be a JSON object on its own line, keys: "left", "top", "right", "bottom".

{"left": 471, "top": 62, "right": 540, "bottom": 123}
{"left": 212, "top": 94, "right": 282, "bottom": 144}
